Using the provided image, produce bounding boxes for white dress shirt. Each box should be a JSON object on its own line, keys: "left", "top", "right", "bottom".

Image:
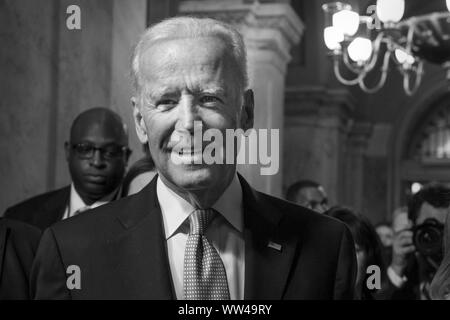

{"left": 62, "top": 184, "right": 118, "bottom": 220}
{"left": 157, "top": 175, "right": 245, "bottom": 300}
{"left": 387, "top": 266, "right": 408, "bottom": 288}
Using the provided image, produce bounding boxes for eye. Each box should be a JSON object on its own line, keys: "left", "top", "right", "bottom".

{"left": 156, "top": 99, "right": 178, "bottom": 111}
{"left": 199, "top": 95, "right": 223, "bottom": 106}
{"left": 103, "top": 147, "right": 122, "bottom": 159}
{"left": 75, "top": 144, "right": 93, "bottom": 155}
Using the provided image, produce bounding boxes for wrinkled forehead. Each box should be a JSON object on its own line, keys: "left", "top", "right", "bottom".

{"left": 139, "top": 37, "right": 235, "bottom": 87}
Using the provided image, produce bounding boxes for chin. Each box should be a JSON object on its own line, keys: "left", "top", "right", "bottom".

{"left": 83, "top": 183, "right": 111, "bottom": 196}
{"left": 164, "top": 164, "right": 221, "bottom": 191}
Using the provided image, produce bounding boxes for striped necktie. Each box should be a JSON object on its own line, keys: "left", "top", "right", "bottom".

{"left": 183, "top": 209, "right": 230, "bottom": 300}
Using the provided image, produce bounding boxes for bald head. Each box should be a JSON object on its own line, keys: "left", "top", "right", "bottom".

{"left": 65, "top": 107, "right": 130, "bottom": 205}
{"left": 70, "top": 107, "right": 128, "bottom": 146}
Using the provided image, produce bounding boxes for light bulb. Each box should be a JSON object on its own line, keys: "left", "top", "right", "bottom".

{"left": 395, "top": 49, "right": 415, "bottom": 65}
{"left": 411, "top": 182, "right": 422, "bottom": 194}
{"left": 376, "top": 0, "right": 405, "bottom": 23}
{"left": 324, "top": 26, "right": 344, "bottom": 50}
{"left": 347, "top": 37, "right": 373, "bottom": 63}
{"left": 332, "top": 9, "right": 360, "bottom": 36}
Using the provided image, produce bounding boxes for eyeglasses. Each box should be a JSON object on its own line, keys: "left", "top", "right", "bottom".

{"left": 70, "top": 143, "right": 130, "bottom": 160}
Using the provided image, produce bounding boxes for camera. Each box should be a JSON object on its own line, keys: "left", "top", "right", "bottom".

{"left": 413, "top": 218, "right": 444, "bottom": 259}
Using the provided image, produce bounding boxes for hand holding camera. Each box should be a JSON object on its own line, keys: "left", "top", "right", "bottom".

{"left": 391, "top": 228, "right": 415, "bottom": 277}
{"left": 391, "top": 218, "right": 444, "bottom": 277}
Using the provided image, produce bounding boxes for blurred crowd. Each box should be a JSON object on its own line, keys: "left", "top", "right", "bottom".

{"left": 286, "top": 179, "right": 450, "bottom": 299}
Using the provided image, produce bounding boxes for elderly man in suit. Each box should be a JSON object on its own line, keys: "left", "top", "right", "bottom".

{"left": 4, "top": 107, "right": 131, "bottom": 230}
{"left": 31, "top": 17, "right": 356, "bottom": 300}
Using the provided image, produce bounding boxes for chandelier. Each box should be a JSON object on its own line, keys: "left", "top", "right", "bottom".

{"left": 322, "top": 0, "right": 450, "bottom": 95}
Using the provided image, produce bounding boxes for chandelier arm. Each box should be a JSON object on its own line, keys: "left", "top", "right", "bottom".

{"left": 429, "top": 15, "right": 444, "bottom": 43}
{"left": 333, "top": 57, "right": 363, "bottom": 85}
{"left": 343, "top": 49, "right": 363, "bottom": 74}
{"left": 403, "top": 61, "right": 424, "bottom": 96}
{"left": 358, "top": 50, "right": 392, "bottom": 94}
{"left": 405, "top": 20, "right": 416, "bottom": 53}
{"left": 363, "top": 32, "right": 386, "bottom": 72}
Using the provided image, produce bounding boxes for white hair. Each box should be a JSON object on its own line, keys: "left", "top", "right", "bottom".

{"left": 130, "top": 16, "right": 248, "bottom": 96}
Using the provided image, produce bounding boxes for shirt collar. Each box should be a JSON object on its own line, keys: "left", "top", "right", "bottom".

{"left": 68, "top": 183, "right": 118, "bottom": 216}
{"left": 157, "top": 174, "right": 243, "bottom": 240}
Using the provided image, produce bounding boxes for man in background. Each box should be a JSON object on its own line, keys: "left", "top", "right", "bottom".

{"left": 383, "top": 184, "right": 450, "bottom": 299}
{"left": 4, "top": 107, "right": 131, "bottom": 230}
{"left": 286, "top": 180, "right": 329, "bottom": 213}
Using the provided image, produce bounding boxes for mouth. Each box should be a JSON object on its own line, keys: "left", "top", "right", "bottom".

{"left": 176, "top": 148, "right": 203, "bottom": 156}
{"left": 84, "top": 175, "right": 107, "bottom": 184}
{"left": 170, "top": 148, "right": 204, "bottom": 164}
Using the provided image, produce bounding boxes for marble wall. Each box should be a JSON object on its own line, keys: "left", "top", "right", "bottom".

{"left": 0, "top": 0, "right": 147, "bottom": 213}
{"left": 0, "top": 0, "right": 55, "bottom": 213}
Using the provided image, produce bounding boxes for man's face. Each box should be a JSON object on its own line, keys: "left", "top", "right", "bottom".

{"left": 133, "top": 37, "right": 253, "bottom": 193}
{"left": 415, "top": 202, "right": 449, "bottom": 225}
{"left": 66, "top": 121, "right": 128, "bottom": 204}
{"left": 296, "top": 187, "right": 328, "bottom": 213}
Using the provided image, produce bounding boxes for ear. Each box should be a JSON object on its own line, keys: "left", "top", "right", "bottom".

{"left": 132, "top": 97, "right": 148, "bottom": 144}
{"left": 124, "top": 148, "right": 132, "bottom": 166}
{"left": 64, "top": 141, "right": 71, "bottom": 162}
{"left": 240, "top": 89, "right": 254, "bottom": 131}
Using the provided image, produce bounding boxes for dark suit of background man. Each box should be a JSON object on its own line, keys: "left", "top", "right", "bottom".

{"left": 4, "top": 108, "right": 131, "bottom": 230}
{"left": 31, "top": 17, "right": 356, "bottom": 300}
{"left": 0, "top": 219, "right": 41, "bottom": 299}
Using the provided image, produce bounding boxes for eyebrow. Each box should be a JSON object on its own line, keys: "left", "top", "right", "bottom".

{"left": 146, "top": 86, "right": 228, "bottom": 101}
{"left": 201, "top": 87, "right": 227, "bottom": 96}
{"left": 145, "top": 86, "right": 176, "bottom": 101}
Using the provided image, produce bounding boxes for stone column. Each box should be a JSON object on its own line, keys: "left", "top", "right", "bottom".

{"left": 110, "top": 0, "right": 147, "bottom": 165}
{"left": 53, "top": 0, "right": 114, "bottom": 188}
{"left": 54, "top": 0, "right": 148, "bottom": 188}
{"left": 284, "top": 86, "right": 354, "bottom": 205}
{"left": 179, "top": 0, "right": 304, "bottom": 197}
{"left": 345, "top": 122, "right": 372, "bottom": 212}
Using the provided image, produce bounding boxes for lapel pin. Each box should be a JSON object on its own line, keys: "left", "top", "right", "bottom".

{"left": 267, "top": 241, "right": 282, "bottom": 251}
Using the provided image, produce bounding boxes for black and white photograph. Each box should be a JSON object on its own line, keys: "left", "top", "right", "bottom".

{"left": 1, "top": 0, "right": 450, "bottom": 308}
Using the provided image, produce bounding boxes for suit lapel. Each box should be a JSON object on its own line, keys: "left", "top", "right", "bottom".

{"left": 114, "top": 177, "right": 175, "bottom": 299}
{"left": 38, "top": 186, "right": 70, "bottom": 229}
{"left": 109, "top": 174, "right": 299, "bottom": 299}
{"left": 239, "top": 176, "right": 300, "bottom": 299}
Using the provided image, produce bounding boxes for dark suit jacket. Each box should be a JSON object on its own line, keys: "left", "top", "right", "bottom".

{"left": 0, "top": 218, "right": 42, "bottom": 299}
{"left": 31, "top": 175, "right": 356, "bottom": 299}
{"left": 4, "top": 186, "right": 70, "bottom": 231}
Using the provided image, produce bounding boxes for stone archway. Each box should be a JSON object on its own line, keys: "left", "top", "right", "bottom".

{"left": 390, "top": 85, "right": 450, "bottom": 214}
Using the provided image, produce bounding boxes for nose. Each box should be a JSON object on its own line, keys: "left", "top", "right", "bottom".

{"left": 90, "top": 149, "right": 106, "bottom": 168}
{"left": 176, "top": 95, "right": 199, "bottom": 133}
